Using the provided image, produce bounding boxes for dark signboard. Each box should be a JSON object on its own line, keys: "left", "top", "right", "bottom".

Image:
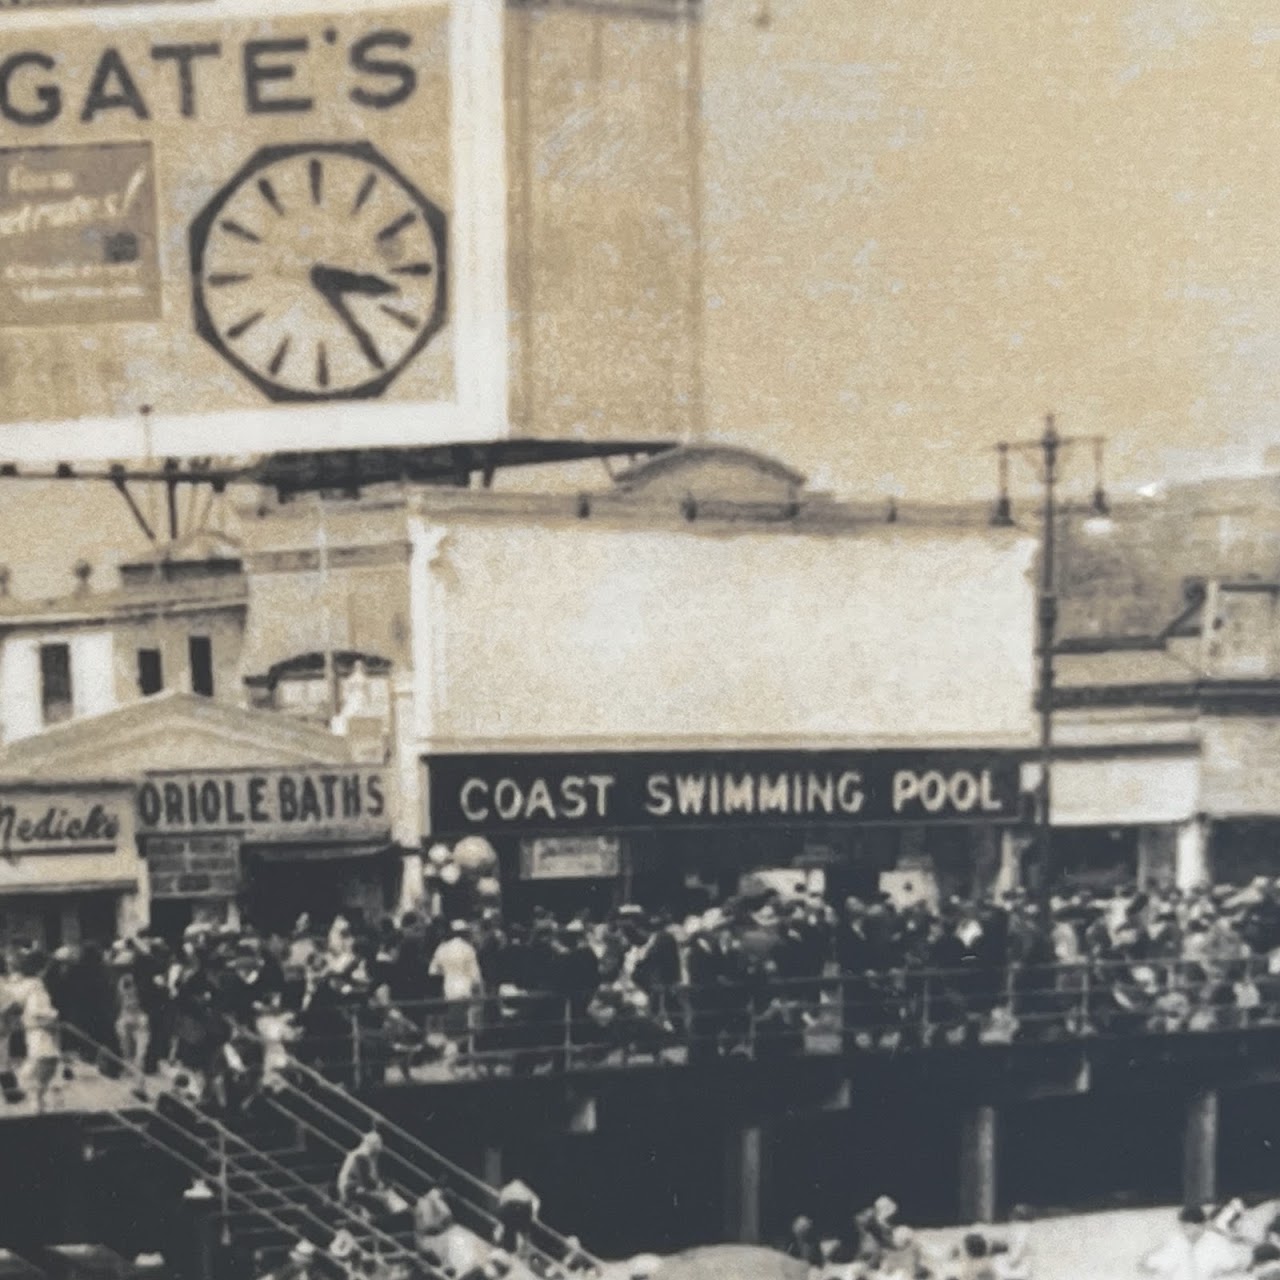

{"left": 146, "top": 834, "right": 241, "bottom": 900}
{"left": 426, "top": 750, "right": 1024, "bottom": 837}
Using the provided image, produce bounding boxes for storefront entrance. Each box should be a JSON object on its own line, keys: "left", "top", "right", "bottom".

{"left": 245, "top": 849, "right": 397, "bottom": 933}
{"left": 0, "top": 891, "right": 121, "bottom": 952}
{"left": 1209, "top": 819, "right": 1280, "bottom": 885}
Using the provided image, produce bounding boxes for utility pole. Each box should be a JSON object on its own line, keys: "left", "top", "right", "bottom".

{"left": 314, "top": 491, "right": 341, "bottom": 723}
{"left": 994, "top": 415, "right": 1109, "bottom": 891}
{"left": 1037, "top": 417, "right": 1059, "bottom": 886}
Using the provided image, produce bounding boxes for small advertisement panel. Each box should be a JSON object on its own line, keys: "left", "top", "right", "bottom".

{"left": 0, "top": 0, "right": 506, "bottom": 459}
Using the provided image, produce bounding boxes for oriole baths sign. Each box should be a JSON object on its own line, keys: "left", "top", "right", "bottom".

{"left": 137, "top": 767, "right": 388, "bottom": 843}
{"left": 425, "top": 750, "right": 1024, "bottom": 837}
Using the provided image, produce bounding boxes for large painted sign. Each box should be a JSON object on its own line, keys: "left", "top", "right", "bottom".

{"left": 0, "top": 0, "right": 505, "bottom": 459}
{"left": 426, "top": 750, "right": 1025, "bottom": 837}
{"left": 137, "top": 766, "right": 390, "bottom": 843}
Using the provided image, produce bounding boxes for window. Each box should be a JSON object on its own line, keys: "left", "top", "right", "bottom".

{"left": 39, "top": 642, "right": 72, "bottom": 724}
{"left": 137, "top": 648, "right": 163, "bottom": 696}
{"left": 189, "top": 635, "right": 214, "bottom": 698}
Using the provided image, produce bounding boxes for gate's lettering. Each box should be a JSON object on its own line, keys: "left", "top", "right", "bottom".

{"left": 0, "top": 27, "right": 421, "bottom": 128}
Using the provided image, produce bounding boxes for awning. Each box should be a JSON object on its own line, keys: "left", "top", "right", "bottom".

{"left": 246, "top": 842, "right": 397, "bottom": 864}
{"left": 0, "top": 878, "right": 135, "bottom": 897}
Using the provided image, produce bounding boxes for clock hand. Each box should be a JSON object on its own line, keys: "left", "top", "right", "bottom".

{"left": 308, "top": 263, "right": 396, "bottom": 370}
{"left": 310, "top": 264, "right": 400, "bottom": 298}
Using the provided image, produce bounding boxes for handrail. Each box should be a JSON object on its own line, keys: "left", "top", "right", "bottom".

{"left": 274, "top": 1047, "right": 603, "bottom": 1274}
{"left": 57, "top": 1023, "right": 435, "bottom": 1278}
{"left": 256, "top": 1073, "right": 599, "bottom": 1278}
{"left": 370, "top": 952, "right": 1278, "bottom": 1010}
{"left": 251, "top": 1088, "right": 540, "bottom": 1271}
{"left": 255, "top": 1075, "right": 506, "bottom": 1233}
{"left": 300, "top": 951, "right": 1280, "bottom": 1082}
{"left": 90, "top": 1102, "right": 358, "bottom": 1280}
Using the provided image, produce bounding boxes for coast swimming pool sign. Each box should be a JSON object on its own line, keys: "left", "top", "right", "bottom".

{"left": 0, "top": 0, "right": 506, "bottom": 460}
{"left": 426, "top": 750, "right": 1026, "bottom": 837}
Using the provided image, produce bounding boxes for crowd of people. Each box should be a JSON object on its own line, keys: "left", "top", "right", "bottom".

{"left": 1137, "top": 1199, "right": 1280, "bottom": 1279}
{"left": 779, "top": 1192, "right": 1280, "bottom": 1279}
{"left": 6, "top": 874, "right": 1280, "bottom": 1101}
{"left": 781, "top": 1195, "right": 1033, "bottom": 1280}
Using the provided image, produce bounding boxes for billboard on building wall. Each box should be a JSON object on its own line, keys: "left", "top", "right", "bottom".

{"left": 0, "top": 0, "right": 506, "bottom": 460}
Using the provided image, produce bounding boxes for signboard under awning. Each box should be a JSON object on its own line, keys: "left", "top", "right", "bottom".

{"left": 145, "top": 834, "right": 240, "bottom": 899}
{"left": 520, "top": 836, "right": 621, "bottom": 880}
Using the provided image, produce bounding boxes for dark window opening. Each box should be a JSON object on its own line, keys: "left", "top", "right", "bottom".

{"left": 137, "top": 647, "right": 163, "bottom": 696}
{"left": 39, "top": 642, "right": 72, "bottom": 724}
{"left": 189, "top": 635, "right": 214, "bottom": 698}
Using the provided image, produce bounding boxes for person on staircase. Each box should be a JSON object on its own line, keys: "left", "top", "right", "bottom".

{"left": 494, "top": 1179, "right": 541, "bottom": 1261}
{"left": 337, "top": 1131, "right": 408, "bottom": 1224}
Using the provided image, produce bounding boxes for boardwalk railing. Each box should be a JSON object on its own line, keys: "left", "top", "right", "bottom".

{"left": 285, "top": 952, "right": 1280, "bottom": 1086}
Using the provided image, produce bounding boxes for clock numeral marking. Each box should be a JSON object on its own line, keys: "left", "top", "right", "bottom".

{"left": 309, "top": 158, "right": 323, "bottom": 207}
{"left": 391, "top": 262, "right": 434, "bottom": 278}
{"left": 379, "top": 303, "right": 421, "bottom": 332}
{"left": 316, "top": 342, "right": 330, "bottom": 389}
{"left": 207, "top": 272, "right": 253, "bottom": 287}
{"left": 358, "top": 332, "right": 386, "bottom": 371}
{"left": 268, "top": 336, "right": 291, "bottom": 377}
{"left": 220, "top": 219, "right": 262, "bottom": 245}
{"left": 377, "top": 211, "right": 417, "bottom": 243}
{"left": 257, "top": 178, "right": 285, "bottom": 217}
{"left": 352, "top": 173, "right": 378, "bottom": 215}
{"left": 226, "top": 310, "right": 265, "bottom": 340}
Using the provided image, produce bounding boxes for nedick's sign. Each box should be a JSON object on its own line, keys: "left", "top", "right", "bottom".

{"left": 0, "top": 789, "right": 123, "bottom": 857}
{"left": 426, "top": 750, "right": 1025, "bottom": 837}
{"left": 137, "top": 767, "right": 388, "bottom": 843}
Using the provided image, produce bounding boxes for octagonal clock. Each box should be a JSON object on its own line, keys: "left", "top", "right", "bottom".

{"left": 189, "top": 141, "right": 448, "bottom": 403}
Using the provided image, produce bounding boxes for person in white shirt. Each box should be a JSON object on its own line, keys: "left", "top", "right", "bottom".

{"left": 429, "top": 921, "right": 483, "bottom": 1055}
{"left": 1141, "top": 1206, "right": 1209, "bottom": 1280}
{"left": 17, "top": 974, "right": 61, "bottom": 1112}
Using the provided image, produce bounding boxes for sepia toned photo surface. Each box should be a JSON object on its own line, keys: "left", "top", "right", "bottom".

{"left": 4, "top": 3, "right": 1280, "bottom": 1280}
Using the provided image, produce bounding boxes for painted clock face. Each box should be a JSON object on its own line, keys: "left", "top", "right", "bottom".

{"left": 189, "top": 141, "right": 447, "bottom": 403}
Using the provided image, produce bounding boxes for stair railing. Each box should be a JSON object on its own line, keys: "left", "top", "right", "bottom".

{"left": 83, "top": 1099, "right": 359, "bottom": 1279}
{"left": 56, "top": 1023, "right": 435, "bottom": 1278}
{"left": 256, "top": 1044, "right": 603, "bottom": 1275}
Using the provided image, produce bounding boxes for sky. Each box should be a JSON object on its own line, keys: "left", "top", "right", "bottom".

{"left": 4, "top": 0, "right": 1280, "bottom": 595}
